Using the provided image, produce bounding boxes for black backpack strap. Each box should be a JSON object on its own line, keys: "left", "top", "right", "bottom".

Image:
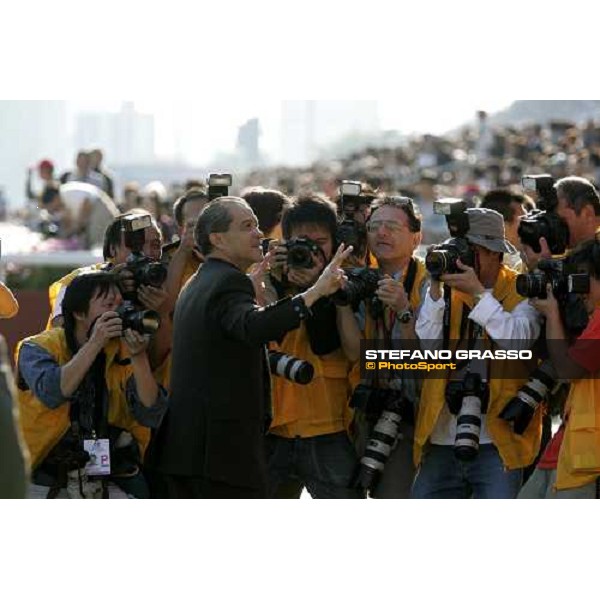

{"left": 403, "top": 257, "right": 418, "bottom": 299}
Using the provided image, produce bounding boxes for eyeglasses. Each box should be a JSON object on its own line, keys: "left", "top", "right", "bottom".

{"left": 366, "top": 220, "right": 408, "bottom": 233}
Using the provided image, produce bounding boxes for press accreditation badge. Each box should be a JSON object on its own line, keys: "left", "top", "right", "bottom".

{"left": 83, "top": 438, "right": 111, "bottom": 476}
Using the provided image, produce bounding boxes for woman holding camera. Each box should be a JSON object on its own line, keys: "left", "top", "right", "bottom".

{"left": 16, "top": 271, "right": 167, "bottom": 499}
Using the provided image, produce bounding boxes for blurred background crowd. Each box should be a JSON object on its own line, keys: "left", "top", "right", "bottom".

{"left": 5, "top": 107, "right": 600, "bottom": 254}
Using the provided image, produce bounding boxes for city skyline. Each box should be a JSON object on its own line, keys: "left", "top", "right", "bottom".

{"left": 0, "top": 99, "right": 513, "bottom": 205}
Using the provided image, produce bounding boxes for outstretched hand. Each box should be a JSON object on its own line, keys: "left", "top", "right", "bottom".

{"left": 311, "top": 243, "right": 353, "bottom": 297}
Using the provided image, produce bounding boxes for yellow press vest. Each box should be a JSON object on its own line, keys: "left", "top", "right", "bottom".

{"left": 414, "top": 266, "right": 542, "bottom": 469}
{"left": 348, "top": 258, "right": 428, "bottom": 392}
{"left": 269, "top": 324, "right": 353, "bottom": 439}
{"left": 162, "top": 244, "right": 202, "bottom": 294}
{"left": 15, "top": 328, "right": 151, "bottom": 469}
{"left": 0, "top": 283, "right": 18, "bottom": 318}
{"left": 556, "top": 377, "right": 600, "bottom": 490}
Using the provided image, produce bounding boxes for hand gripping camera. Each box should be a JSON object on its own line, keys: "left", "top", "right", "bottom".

{"left": 121, "top": 214, "right": 168, "bottom": 302}
{"left": 518, "top": 174, "right": 569, "bottom": 254}
{"left": 516, "top": 257, "right": 590, "bottom": 335}
{"left": 445, "top": 372, "right": 490, "bottom": 461}
{"left": 336, "top": 180, "right": 369, "bottom": 259}
{"left": 425, "top": 199, "right": 475, "bottom": 278}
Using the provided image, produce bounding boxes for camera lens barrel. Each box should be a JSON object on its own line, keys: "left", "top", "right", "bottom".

{"left": 356, "top": 410, "right": 402, "bottom": 490}
{"left": 268, "top": 351, "right": 314, "bottom": 385}
{"left": 454, "top": 395, "right": 482, "bottom": 461}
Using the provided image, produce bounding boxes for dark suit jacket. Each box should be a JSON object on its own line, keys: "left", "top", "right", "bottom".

{"left": 153, "top": 257, "right": 305, "bottom": 494}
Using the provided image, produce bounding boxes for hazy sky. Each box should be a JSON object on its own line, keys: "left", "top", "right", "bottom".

{"left": 70, "top": 99, "right": 513, "bottom": 165}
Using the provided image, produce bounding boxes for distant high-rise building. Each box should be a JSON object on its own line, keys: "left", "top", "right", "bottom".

{"left": 0, "top": 101, "right": 68, "bottom": 204}
{"left": 280, "top": 101, "right": 380, "bottom": 165}
{"left": 236, "top": 118, "right": 261, "bottom": 167}
{"left": 74, "top": 102, "right": 155, "bottom": 166}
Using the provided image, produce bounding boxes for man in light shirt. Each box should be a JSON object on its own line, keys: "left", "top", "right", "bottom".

{"left": 413, "top": 208, "right": 543, "bottom": 498}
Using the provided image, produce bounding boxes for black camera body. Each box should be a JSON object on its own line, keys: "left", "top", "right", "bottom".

{"left": 336, "top": 219, "right": 367, "bottom": 258}
{"left": 283, "top": 237, "right": 322, "bottom": 269}
{"left": 445, "top": 372, "right": 490, "bottom": 415}
{"left": 433, "top": 198, "right": 470, "bottom": 237}
{"left": 116, "top": 303, "right": 160, "bottom": 335}
{"left": 522, "top": 174, "right": 558, "bottom": 209}
{"left": 426, "top": 237, "right": 475, "bottom": 278}
{"left": 331, "top": 267, "right": 381, "bottom": 307}
{"left": 125, "top": 253, "right": 168, "bottom": 289}
{"left": 350, "top": 384, "right": 412, "bottom": 491}
{"left": 518, "top": 211, "right": 569, "bottom": 255}
{"left": 337, "top": 180, "right": 369, "bottom": 258}
{"left": 516, "top": 258, "right": 589, "bottom": 299}
{"left": 425, "top": 199, "right": 475, "bottom": 278}
{"left": 207, "top": 173, "right": 232, "bottom": 201}
{"left": 516, "top": 258, "right": 589, "bottom": 335}
{"left": 518, "top": 174, "right": 570, "bottom": 254}
{"left": 350, "top": 384, "right": 404, "bottom": 418}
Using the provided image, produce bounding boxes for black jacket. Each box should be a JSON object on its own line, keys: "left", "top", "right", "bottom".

{"left": 152, "top": 257, "right": 306, "bottom": 494}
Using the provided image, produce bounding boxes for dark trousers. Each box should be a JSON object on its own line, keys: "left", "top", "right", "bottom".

{"left": 266, "top": 431, "right": 365, "bottom": 499}
{"left": 164, "top": 475, "right": 266, "bottom": 499}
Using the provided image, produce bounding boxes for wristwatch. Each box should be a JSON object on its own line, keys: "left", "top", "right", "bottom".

{"left": 398, "top": 309, "right": 414, "bottom": 324}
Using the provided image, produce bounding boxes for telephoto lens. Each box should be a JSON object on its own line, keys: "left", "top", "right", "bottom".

{"left": 268, "top": 351, "right": 314, "bottom": 385}
{"left": 356, "top": 409, "right": 402, "bottom": 490}
{"left": 499, "top": 360, "right": 558, "bottom": 434}
{"left": 454, "top": 395, "right": 482, "bottom": 461}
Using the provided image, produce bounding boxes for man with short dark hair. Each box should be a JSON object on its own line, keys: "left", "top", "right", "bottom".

{"left": 151, "top": 197, "right": 352, "bottom": 498}
{"left": 163, "top": 187, "right": 208, "bottom": 301}
{"left": 265, "top": 194, "right": 363, "bottom": 499}
{"left": 242, "top": 186, "right": 291, "bottom": 240}
{"left": 48, "top": 209, "right": 165, "bottom": 327}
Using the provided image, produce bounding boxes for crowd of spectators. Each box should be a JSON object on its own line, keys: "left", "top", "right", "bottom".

{"left": 18, "top": 112, "right": 600, "bottom": 252}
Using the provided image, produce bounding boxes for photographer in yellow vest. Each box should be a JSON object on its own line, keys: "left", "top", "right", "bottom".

{"left": 524, "top": 238, "right": 600, "bottom": 498}
{"left": 266, "top": 194, "right": 362, "bottom": 499}
{"left": 413, "top": 207, "right": 543, "bottom": 498}
{"left": 17, "top": 271, "right": 167, "bottom": 498}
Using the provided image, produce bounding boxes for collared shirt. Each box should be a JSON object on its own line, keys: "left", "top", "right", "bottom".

{"left": 416, "top": 288, "right": 542, "bottom": 445}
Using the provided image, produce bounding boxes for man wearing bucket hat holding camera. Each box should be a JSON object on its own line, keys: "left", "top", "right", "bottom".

{"left": 413, "top": 208, "right": 542, "bottom": 498}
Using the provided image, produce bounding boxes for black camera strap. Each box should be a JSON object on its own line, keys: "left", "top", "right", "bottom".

{"left": 442, "top": 283, "right": 452, "bottom": 350}
{"left": 69, "top": 352, "right": 109, "bottom": 441}
{"left": 403, "top": 257, "right": 418, "bottom": 300}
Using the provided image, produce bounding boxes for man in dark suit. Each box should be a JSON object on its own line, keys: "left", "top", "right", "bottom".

{"left": 152, "top": 197, "right": 351, "bottom": 498}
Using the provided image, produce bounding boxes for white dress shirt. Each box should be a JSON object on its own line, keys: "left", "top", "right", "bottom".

{"left": 416, "top": 287, "right": 542, "bottom": 445}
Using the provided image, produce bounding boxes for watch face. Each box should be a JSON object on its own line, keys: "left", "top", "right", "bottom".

{"left": 400, "top": 310, "right": 413, "bottom": 323}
